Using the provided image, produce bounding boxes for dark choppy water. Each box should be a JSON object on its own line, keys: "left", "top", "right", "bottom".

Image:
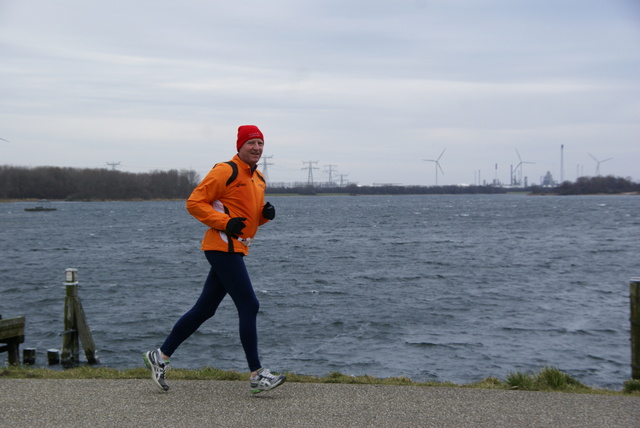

{"left": 1, "top": 194, "right": 638, "bottom": 389}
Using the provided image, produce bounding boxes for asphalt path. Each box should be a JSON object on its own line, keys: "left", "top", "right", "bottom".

{"left": 1, "top": 379, "right": 638, "bottom": 427}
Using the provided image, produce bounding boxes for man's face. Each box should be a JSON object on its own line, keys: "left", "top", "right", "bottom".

{"left": 238, "top": 138, "right": 264, "bottom": 167}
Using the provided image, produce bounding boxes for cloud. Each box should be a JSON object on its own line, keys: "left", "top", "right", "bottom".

{"left": 0, "top": 0, "right": 638, "bottom": 185}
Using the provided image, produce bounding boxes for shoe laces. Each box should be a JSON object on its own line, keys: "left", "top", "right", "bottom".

{"left": 153, "top": 352, "right": 170, "bottom": 374}
{"left": 259, "top": 369, "right": 276, "bottom": 380}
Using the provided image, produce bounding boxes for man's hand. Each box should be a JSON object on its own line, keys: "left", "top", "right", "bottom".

{"left": 262, "top": 202, "right": 275, "bottom": 220}
{"left": 225, "top": 217, "right": 247, "bottom": 238}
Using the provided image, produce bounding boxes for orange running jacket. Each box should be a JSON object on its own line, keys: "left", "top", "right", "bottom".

{"left": 186, "top": 155, "right": 269, "bottom": 255}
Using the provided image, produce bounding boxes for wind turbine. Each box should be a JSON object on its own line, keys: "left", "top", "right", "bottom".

{"left": 513, "top": 149, "right": 535, "bottom": 186}
{"left": 589, "top": 153, "right": 612, "bottom": 176}
{"left": 423, "top": 149, "right": 446, "bottom": 186}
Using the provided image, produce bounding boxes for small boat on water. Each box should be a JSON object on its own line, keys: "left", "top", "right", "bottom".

{"left": 24, "top": 200, "right": 57, "bottom": 212}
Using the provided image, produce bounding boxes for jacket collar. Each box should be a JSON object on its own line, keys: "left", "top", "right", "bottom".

{"left": 233, "top": 154, "right": 257, "bottom": 173}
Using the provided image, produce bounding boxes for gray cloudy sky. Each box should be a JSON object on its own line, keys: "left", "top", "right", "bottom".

{"left": 1, "top": 0, "right": 638, "bottom": 186}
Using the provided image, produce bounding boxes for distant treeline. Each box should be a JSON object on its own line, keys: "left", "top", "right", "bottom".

{"left": 269, "top": 184, "right": 508, "bottom": 195}
{"left": 0, "top": 165, "right": 200, "bottom": 200}
{"left": 530, "top": 176, "right": 640, "bottom": 195}
{"left": 2, "top": 166, "right": 637, "bottom": 201}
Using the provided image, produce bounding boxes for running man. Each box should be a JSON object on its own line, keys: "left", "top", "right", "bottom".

{"left": 143, "top": 125, "right": 285, "bottom": 394}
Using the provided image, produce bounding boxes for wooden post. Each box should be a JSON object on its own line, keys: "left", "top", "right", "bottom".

{"left": 23, "top": 348, "right": 36, "bottom": 365}
{"left": 61, "top": 272, "right": 79, "bottom": 366}
{"left": 47, "top": 349, "right": 61, "bottom": 365}
{"left": 631, "top": 278, "right": 640, "bottom": 380}
{"left": 61, "top": 269, "right": 100, "bottom": 366}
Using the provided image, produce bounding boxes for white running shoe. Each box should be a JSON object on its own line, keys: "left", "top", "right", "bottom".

{"left": 143, "top": 349, "right": 170, "bottom": 392}
{"left": 250, "top": 368, "right": 286, "bottom": 394}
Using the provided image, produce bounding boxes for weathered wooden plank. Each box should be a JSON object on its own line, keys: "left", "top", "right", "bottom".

{"left": 74, "top": 298, "right": 99, "bottom": 364}
{"left": 0, "top": 317, "right": 25, "bottom": 341}
{"left": 0, "top": 317, "right": 26, "bottom": 365}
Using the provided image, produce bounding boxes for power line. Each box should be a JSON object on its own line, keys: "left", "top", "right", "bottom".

{"left": 261, "top": 156, "right": 273, "bottom": 183}
{"left": 324, "top": 164, "right": 338, "bottom": 185}
{"left": 302, "top": 161, "right": 319, "bottom": 187}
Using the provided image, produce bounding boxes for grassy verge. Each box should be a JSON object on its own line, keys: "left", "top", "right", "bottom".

{"left": 1, "top": 365, "right": 638, "bottom": 396}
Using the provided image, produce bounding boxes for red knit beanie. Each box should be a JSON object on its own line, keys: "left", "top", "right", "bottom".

{"left": 236, "top": 125, "right": 264, "bottom": 151}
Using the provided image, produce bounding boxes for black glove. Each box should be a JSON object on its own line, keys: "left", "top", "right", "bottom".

{"left": 225, "top": 217, "right": 247, "bottom": 238}
{"left": 262, "top": 202, "right": 276, "bottom": 220}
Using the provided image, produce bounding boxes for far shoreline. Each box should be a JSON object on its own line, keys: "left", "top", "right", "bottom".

{"left": 2, "top": 192, "right": 639, "bottom": 204}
